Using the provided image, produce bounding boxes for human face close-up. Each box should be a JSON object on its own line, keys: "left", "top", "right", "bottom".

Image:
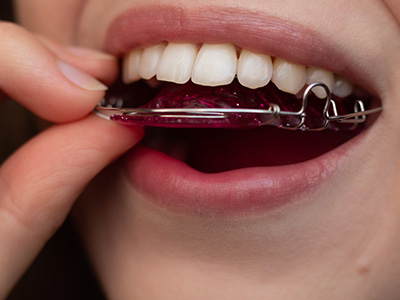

{"left": 13, "top": 0, "right": 400, "bottom": 299}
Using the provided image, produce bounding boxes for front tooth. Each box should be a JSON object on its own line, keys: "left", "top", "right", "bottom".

{"left": 333, "top": 75, "right": 353, "bottom": 98}
{"left": 139, "top": 43, "right": 166, "bottom": 80}
{"left": 192, "top": 44, "right": 237, "bottom": 86}
{"left": 156, "top": 43, "right": 198, "bottom": 84}
{"left": 306, "top": 67, "right": 335, "bottom": 99}
{"left": 271, "top": 58, "right": 307, "bottom": 94}
{"left": 237, "top": 49, "right": 273, "bottom": 89}
{"left": 123, "top": 48, "right": 143, "bottom": 84}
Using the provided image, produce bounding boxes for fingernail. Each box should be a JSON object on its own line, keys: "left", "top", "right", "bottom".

{"left": 58, "top": 60, "right": 108, "bottom": 91}
{"left": 68, "top": 46, "right": 116, "bottom": 61}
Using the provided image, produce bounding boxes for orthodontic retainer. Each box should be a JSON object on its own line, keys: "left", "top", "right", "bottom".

{"left": 95, "top": 83, "right": 383, "bottom": 131}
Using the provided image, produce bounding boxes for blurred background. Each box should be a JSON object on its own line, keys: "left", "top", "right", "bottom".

{"left": 0, "top": 0, "right": 13, "bottom": 21}
{"left": 0, "top": 1, "right": 105, "bottom": 299}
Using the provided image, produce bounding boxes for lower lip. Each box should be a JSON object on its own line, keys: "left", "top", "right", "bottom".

{"left": 125, "top": 130, "right": 363, "bottom": 216}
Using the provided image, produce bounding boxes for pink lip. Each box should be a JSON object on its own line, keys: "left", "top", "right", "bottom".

{"left": 104, "top": 5, "right": 378, "bottom": 216}
{"left": 126, "top": 133, "right": 360, "bottom": 216}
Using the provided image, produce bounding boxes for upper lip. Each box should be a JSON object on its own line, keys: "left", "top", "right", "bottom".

{"left": 103, "top": 4, "right": 383, "bottom": 97}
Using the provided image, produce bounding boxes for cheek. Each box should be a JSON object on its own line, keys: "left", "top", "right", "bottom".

{"left": 14, "top": 0, "right": 84, "bottom": 44}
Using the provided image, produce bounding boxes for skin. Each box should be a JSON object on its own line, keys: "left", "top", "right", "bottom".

{"left": 1, "top": 0, "right": 400, "bottom": 298}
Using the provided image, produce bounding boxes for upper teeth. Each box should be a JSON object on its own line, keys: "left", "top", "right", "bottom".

{"left": 271, "top": 57, "right": 306, "bottom": 95}
{"left": 192, "top": 43, "right": 238, "bottom": 86}
{"left": 123, "top": 42, "right": 354, "bottom": 98}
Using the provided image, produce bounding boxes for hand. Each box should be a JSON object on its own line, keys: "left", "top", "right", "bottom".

{"left": 0, "top": 21, "right": 143, "bottom": 297}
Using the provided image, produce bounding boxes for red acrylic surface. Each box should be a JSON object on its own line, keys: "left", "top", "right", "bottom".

{"left": 107, "top": 80, "right": 363, "bottom": 130}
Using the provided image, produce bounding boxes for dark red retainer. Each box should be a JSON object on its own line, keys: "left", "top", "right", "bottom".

{"left": 102, "top": 79, "right": 376, "bottom": 172}
{"left": 104, "top": 79, "right": 371, "bottom": 131}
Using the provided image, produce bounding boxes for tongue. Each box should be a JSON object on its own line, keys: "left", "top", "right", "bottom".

{"left": 111, "top": 80, "right": 357, "bottom": 131}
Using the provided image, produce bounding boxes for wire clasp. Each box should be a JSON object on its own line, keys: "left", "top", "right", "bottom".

{"left": 95, "top": 82, "right": 382, "bottom": 131}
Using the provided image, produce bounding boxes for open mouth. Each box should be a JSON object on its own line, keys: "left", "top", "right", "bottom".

{"left": 97, "top": 5, "right": 383, "bottom": 214}
{"left": 100, "top": 42, "right": 380, "bottom": 173}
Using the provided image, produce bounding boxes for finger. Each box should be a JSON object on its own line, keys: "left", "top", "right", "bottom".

{"left": 0, "top": 116, "right": 143, "bottom": 296}
{"left": 37, "top": 36, "right": 119, "bottom": 86}
{"left": 0, "top": 22, "right": 111, "bottom": 123}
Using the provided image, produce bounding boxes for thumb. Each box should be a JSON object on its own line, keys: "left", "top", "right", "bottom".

{"left": 0, "top": 115, "right": 143, "bottom": 297}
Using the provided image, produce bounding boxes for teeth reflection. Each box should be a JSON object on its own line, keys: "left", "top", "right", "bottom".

{"left": 156, "top": 43, "right": 198, "bottom": 84}
{"left": 122, "top": 42, "right": 357, "bottom": 99}
{"left": 192, "top": 44, "right": 237, "bottom": 86}
{"left": 333, "top": 75, "right": 353, "bottom": 98}
{"left": 306, "top": 67, "right": 335, "bottom": 99}
{"left": 139, "top": 43, "right": 166, "bottom": 80}
{"left": 237, "top": 49, "right": 273, "bottom": 89}
{"left": 123, "top": 48, "right": 143, "bottom": 84}
{"left": 271, "top": 58, "right": 307, "bottom": 95}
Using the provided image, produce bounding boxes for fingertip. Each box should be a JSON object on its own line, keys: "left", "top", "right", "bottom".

{"left": 38, "top": 36, "right": 119, "bottom": 85}
{"left": 0, "top": 25, "right": 115, "bottom": 123}
{"left": 58, "top": 60, "right": 108, "bottom": 91}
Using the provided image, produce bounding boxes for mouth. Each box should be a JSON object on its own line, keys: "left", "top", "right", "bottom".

{"left": 101, "top": 5, "right": 383, "bottom": 215}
